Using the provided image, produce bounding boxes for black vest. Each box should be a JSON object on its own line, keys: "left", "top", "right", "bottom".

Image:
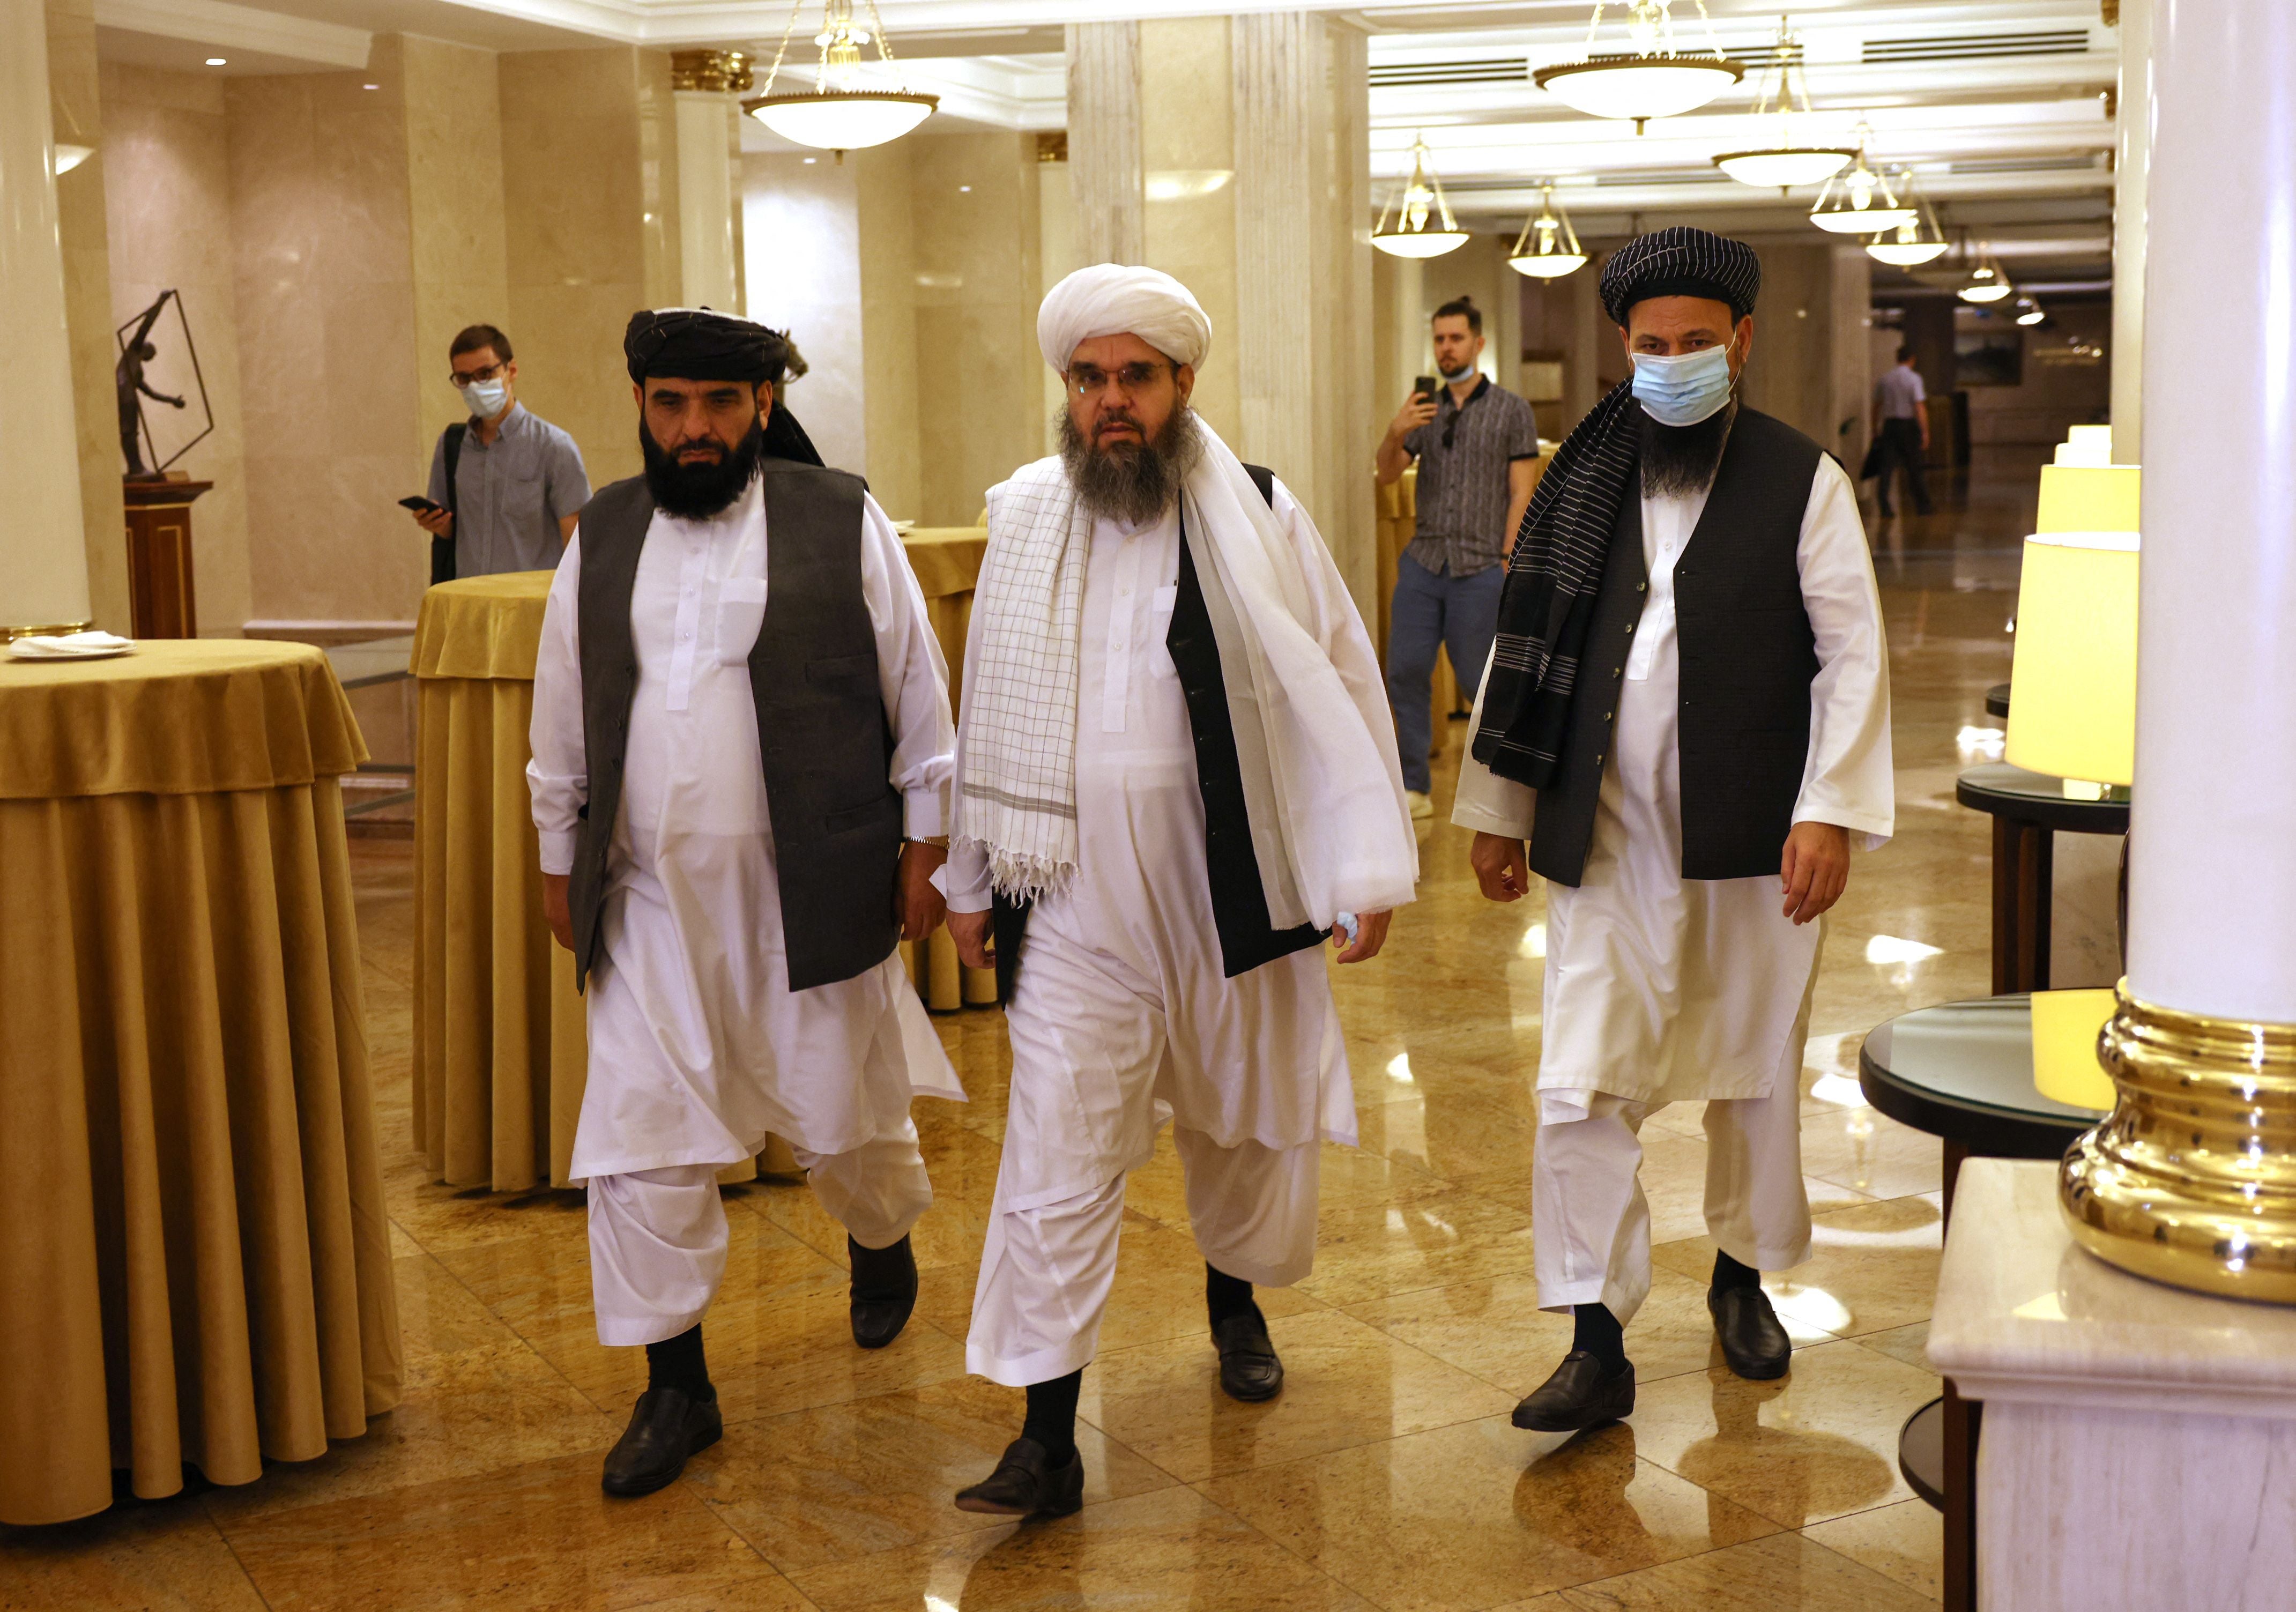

{"left": 568, "top": 461, "right": 903, "bottom": 993}
{"left": 1527, "top": 407, "right": 1823, "bottom": 887}
{"left": 990, "top": 464, "right": 1324, "bottom": 1003}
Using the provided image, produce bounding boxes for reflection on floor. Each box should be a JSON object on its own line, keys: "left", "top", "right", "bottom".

{"left": 4, "top": 448, "right": 2051, "bottom": 1609}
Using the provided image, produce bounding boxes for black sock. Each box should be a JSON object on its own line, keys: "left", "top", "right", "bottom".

{"left": 849, "top": 1233, "right": 916, "bottom": 1300}
{"left": 1711, "top": 1249, "right": 1763, "bottom": 1295}
{"left": 1572, "top": 1303, "right": 1627, "bottom": 1372}
{"left": 1205, "top": 1264, "right": 1258, "bottom": 1329}
{"left": 1022, "top": 1369, "right": 1082, "bottom": 1464}
{"left": 645, "top": 1324, "right": 714, "bottom": 1400}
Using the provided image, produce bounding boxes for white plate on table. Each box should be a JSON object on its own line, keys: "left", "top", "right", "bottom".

{"left": 8, "top": 633, "right": 135, "bottom": 662}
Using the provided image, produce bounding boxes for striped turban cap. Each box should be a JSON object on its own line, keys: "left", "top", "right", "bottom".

{"left": 1599, "top": 227, "right": 1762, "bottom": 325}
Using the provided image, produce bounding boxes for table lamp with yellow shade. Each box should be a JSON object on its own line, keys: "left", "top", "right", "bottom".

{"left": 2008, "top": 456, "right": 2140, "bottom": 801}
{"left": 2032, "top": 986, "right": 2121, "bottom": 1109}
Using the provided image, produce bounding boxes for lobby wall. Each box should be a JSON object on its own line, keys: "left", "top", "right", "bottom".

{"left": 745, "top": 150, "right": 867, "bottom": 480}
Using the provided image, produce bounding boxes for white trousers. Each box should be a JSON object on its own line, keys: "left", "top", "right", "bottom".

{"left": 588, "top": 1123, "right": 933, "bottom": 1347}
{"left": 965, "top": 1127, "right": 1319, "bottom": 1387}
{"left": 1532, "top": 1080, "right": 1811, "bottom": 1325}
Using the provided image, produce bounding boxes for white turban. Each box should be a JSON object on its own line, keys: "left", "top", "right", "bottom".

{"left": 1036, "top": 263, "right": 1212, "bottom": 374}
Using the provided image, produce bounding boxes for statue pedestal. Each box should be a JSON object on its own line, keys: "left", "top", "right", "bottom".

{"left": 122, "top": 477, "right": 211, "bottom": 638}
{"left": 1929, "top": 1159, "right": 2296, "bottom": 1609}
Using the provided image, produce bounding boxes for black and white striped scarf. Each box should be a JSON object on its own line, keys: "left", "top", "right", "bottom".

{"left": 1469, "top": 378, "right": 1641, "bottom": 788}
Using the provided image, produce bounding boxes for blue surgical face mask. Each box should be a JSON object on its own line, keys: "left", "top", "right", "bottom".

{"left": 1630, "top": 339, "right": 1737, "bottom": 427}
{"left": 461, "top": 378, "right": 510, "bottom": 419}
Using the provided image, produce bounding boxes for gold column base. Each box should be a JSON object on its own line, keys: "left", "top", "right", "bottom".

{"left": 1, "top": 619, "right": 95, "bottom": 642}
{"left": 2061, "top": 983, "right": 2296, "bottom": 1302}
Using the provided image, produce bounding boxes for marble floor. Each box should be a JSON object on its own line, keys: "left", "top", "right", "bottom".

{"left": 3, "top": 448, "right": 2050, "bottom": 1611}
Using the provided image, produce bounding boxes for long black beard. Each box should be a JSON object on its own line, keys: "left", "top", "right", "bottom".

{"left": 642, "top": 415, "right": 767, "bottom": 519}
{"left": 1640, "top": 400, "right": 1736, "bottom": 499}
{"left": 1058, "top": 404, "right": 1203, "bottom": 526}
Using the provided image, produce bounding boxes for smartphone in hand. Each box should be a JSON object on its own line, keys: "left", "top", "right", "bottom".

{"left": 1414, "top": 375, "right": 1439, "bottom": 402}
{"left": 400, "top": 496, "right": 442, "bottom": 513}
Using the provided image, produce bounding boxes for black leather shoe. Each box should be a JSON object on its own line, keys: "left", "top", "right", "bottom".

{"left": 601, "top": 1387, "right": 722, "bottom": 1497}
{"left": 1709, "top": 1284, "right": 1792, "bottom": 1380}
{"left": 1212, "top": 1307, "right": 1284, "bottom": 1402}
{"left": 1511, "top": 1351, "right": 1636, "bottom": 1432}
{"left": 953, "top": 1436, "right": 1086, "bottom": 1517}
{"left": 849, "top": 1234, "right": 918, "bottom": 1349}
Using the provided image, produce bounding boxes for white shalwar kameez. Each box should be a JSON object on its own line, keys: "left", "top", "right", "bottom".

{"left": 1454, "top": 454, "right": 1892, "bottom": 1325}
{"left": 529, "top": 476, "right": 963, "bottom": 1346}
{"left": 944, "top": 480, "right": 1381, "bottom": 1388}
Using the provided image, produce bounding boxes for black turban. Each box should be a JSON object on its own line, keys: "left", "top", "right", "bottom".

{"left": 623, "top": 307, "right": 823, "bottom": 469}
{"left": 1599, "top": 227, "right": 1762, "bottom": 326}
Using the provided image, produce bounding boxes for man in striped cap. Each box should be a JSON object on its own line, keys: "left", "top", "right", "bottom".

{"left": 1454, "top": 228, "right": 1894, "bottom": 1431}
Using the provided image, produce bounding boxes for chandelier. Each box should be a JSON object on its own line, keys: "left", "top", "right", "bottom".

{"left": 743, "top": 0, "right": 937, "bottom": 153}
{"left": 1864, "top": 168, "right": 1949, "bottom": 265}
{"left": 2016, "top": 298, "right": 2046, "bottom": 327}
{"left": 1808, "top": 124, "right": 1915, "bottom": 234}
{"left": 1534, "top": 2, "right": 1745, "bottom": 135}
{"left": 1372, "top": 136, "right": 1470, "bottom": 259}
{"left": 1509, "top": 185, "right": 1588, "bottom": 278}
{"left": 1712, "top": 18, "right": 1852, "bottom": 189}
{"left": 1959, "top": 243, "right": 2015, "bottom": 303}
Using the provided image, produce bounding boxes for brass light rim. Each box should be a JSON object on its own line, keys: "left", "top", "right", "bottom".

{"left": 1532, "top": 55, "right": 1747, "bottom": 90}
{"left": 1710, "top": 146, "right": 1859, "bottom": 167}
{"left": 741, "top": 89, "right": 940, "bottom": 114}
{"left": 2062, "top": 982, "right": 2296, "bottom": 1303}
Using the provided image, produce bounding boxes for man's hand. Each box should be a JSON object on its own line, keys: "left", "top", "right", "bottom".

{"left": 1780, "top": 821, "right": 1852, "bottom": 925}
{"left": 1470, "top": 832, "right": 1531, "bottom": 903}
{"left": 1387, "top": 391, "right": 1438, "bottom": 444}
{"left": 898, "top": 841, "right": 948, "bottom": 942}
{"left": 948, "top": 907, "right": 994, "bottom": 970}
{"left": 1332, "top": 910, "right": 1391, "bottom": 964}
{"left": 542, "top": 872, "right": 574, "bottom": 952}
{"left": 415, "top": 506, "right": 454, "bottom": 537}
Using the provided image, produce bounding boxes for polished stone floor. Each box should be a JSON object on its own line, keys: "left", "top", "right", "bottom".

{"left": 4, "top": 449, "right": 2049, "bottom": 1610}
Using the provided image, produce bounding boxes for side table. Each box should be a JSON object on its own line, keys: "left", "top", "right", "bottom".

{"left": 1954, "top": 763, "right": 2128, "bottom": 992}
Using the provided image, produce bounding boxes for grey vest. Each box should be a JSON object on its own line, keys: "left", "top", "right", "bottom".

{"left": 567, "top": 461, "right": 903, "bottom": 993}
{"left": 1528, "top": 407, "right": 1823, "bottom": 886}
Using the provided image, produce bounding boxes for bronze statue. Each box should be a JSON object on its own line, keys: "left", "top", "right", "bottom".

{"left": 117, "top": 292, "right": 185, "bottom": 479}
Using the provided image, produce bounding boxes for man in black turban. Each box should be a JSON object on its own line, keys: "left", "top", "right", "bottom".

{"left": 1454, "top": 228, "right": 1896, "bottom": 1430}
{"left": 527, "top": 308, "right": 963, "bottom": 1496}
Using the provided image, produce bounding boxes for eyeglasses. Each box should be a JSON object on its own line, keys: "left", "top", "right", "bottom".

{"left": 1066, "top": 361, "right": 1168, "bottom": 399}
{"left": 450, "top": 362, "right": 507, "bottom": 387}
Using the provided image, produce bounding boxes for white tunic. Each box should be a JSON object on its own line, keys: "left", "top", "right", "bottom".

{"left": 1454, "top": 455, "right": 1892, "bottom": 1110}
{"left": 529, "top": 477, "right": 963, "bottom": 1180}
{"left": 943, "top": 481, "right": 1382, "bottom": 1205}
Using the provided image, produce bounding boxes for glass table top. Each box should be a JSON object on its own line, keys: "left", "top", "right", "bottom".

{"left": 1861, "top": 996, "right": 2108, "bottom": 1125}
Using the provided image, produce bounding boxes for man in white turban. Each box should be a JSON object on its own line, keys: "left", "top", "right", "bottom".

{"left": 939, "top": 264, "right": 1418, "bottom": 1516}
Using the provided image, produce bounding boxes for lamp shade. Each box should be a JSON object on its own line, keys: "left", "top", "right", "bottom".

{"left": 2005, "top": 531, "right": 2138, "bottom": 788}
{"left": 2032, "top": 987, "right": 2119, "bottom": 1110}
{"left": 2034, "top": 463, "right": 2140, "bottom": 530}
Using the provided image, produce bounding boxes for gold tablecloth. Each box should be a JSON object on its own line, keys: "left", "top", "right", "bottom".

{"left": 0, "top": 641, "right": 403, "bottom": 1526}
{"left": 410, "top": 529, "right": 991, "bottom": 1194}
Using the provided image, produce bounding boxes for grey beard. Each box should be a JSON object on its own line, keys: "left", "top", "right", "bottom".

{"left": 1058, "top": 404, "right": 1203, "bottom": 526}
{"left": 1640, "top": 400, "right": 1735, "bottom": 499}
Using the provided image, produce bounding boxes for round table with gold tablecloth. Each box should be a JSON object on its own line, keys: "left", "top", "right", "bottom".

{"left": 0, "top": 640, "right": 404, "bottom": 1526}
{"left": 409, "top": 528, "right": 993, "bottom": 1195}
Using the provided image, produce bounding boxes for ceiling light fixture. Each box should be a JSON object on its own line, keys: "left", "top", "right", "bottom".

{"left": 1808, "top": 122, "right": 1915, "bottom": 234}
{"left": 1959, "top": 242, "right": 2015, "bottom": 303}
{"left": 742, "top": 0, "right": 937, "bottom": 153}
{"left": 2016, "top": 299, "right": 2047, "bottom": 326}
{"left": 205, "top": 56, "right": 226, "bottom": 65}
{"left": 1372, "top": 135, "right": 1469, "bottom": 259}
{"left": 1865, "top": 167, "right": 1949, "bottom": 265}
{"left": 1713, "top": 17, "right": 1852, "bottom": 190}
{"left": 54, "top": 143, "right": 93, "bottom": 175}
{"left": 1509, "top": 184, "right": 1588, "bottom": 278}
{"left": 1533, "top": 1, "right": 1745, "bottom": 135}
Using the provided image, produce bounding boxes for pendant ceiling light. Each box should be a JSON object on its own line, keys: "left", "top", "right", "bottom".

{"left": 1959, "top": 243, "right": 2015, "bottom": 303}
{"left": 1713, "top": 17, "right": 1852, "bottom": 190}
{"left": 1865, "top": 168, "right": 1949, "bottom": 265}
{"left": 1373, "top": 135, "right": 1470, "bottom": 259}
{"left": 2016, "top": 298, "right": 2047, "bottom": 327}
{"left": 1508, "top": 184, "right": 1589, "bottom": 278}
{"left": 1808, "top": 123, "right": 1915, "bottom": 234}
{"left": 743, "top": 0, "right": 937, "bottom": 152}
{"left": 1534, "top": 1, "right": 1745, "bottom": 135}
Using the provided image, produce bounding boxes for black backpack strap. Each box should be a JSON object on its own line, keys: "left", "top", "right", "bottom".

{"left": 431, "top": 422, "right": 466, "bottom": 586}
{"left": 1243, "top": 462, "right": 1275, "bottom": 508}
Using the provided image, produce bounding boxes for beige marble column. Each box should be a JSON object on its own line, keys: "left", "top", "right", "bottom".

{"left": 1064, "top": 11, "right": 1376, "bottom": 615}
{"left": 2109, "top": 0, "right": 2150, "bottom": 464}
{"left": 672, "top": 51, "right": 746, "bottom": 313}
{"left": 4, "top": 0, "right": 92, "bottom": 633}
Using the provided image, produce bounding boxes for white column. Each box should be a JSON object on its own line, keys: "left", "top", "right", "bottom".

{"left": 1065, "top": 21, "right": 1142, "bottom": 265}
{"left": 1233, "top": 12, "right": 1317, "bottom": 493}
{"left": 2109, "top": 0, "right": 2152, "bottom": 464}
{"left": 2124, "top": 0, "right": 2296, "bottom": 1021}
{"left": 3, "top": 0, "right": 92, "bottom": 633}
{"left": 671, "top": 52, "right": 744, "bottom": 313}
